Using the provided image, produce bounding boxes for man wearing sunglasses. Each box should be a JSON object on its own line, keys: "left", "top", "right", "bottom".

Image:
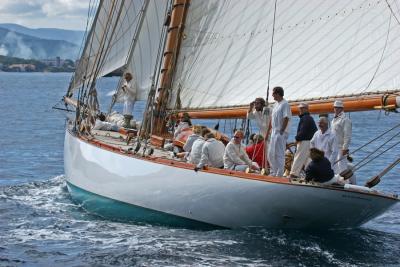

{"left": 224, "top": 130, "right": 260, "bottom": 172}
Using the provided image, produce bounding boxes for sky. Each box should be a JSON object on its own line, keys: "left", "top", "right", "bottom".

{"left": 0, "top": 0, "right": 98, "bottom": 30}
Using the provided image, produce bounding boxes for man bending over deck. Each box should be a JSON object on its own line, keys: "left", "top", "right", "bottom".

{"left": 194, "top": 132, "right": 225, "bottom": 171}
{"left": 93, "top": 113, "right": 120, "bottom": 132}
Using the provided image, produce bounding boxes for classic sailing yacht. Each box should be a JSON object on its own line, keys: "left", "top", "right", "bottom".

{"left": 62, "top": 0, "right": 400, "bottom": 228}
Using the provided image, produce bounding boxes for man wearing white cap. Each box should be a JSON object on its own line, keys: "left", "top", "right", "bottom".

{"left": 290, "top": 103, "right": 317, "bottom": 178}
{"left": 331, "top": 100, "right": 352, "bottom": 175}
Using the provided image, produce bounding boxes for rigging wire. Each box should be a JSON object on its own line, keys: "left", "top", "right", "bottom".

{"left": 353, "top": 130, "right": 400, "bottom": 168}
{"left": 265, "top": 0, "right": 278, "bottom": 103}
{"left": 75, "top": 0, "right": 121, "bottom": 132}
{"left": 107, "top": 0, "right": 151, "bottom": 114}
{"left": 83, "top": 0, "right": 145, "bottom": 114}
{"left": 73, "top": 0, "right": 104, "bottom": 97}
{"left": 351, "top": 122, "right": 400, "bottom": 155}
{"left": 333, "top": 122, "right": 400, "bottom": 167}
{"left": 354, "top": 139, "right": 400, "bottom": 171}
{"left": 362, "top": 14, "right": 392, "bottom": 93}
{"left": 136, "top": 0, "right": 171, "bottom": 140}
{"left": 66, "top": 0, "right": 98, "bottom": 96}
{"left": 385, "top": 0, "right": 400, "bottom": 25}
{"left": 80, "top": 0, "right": 119, "bottom": 98}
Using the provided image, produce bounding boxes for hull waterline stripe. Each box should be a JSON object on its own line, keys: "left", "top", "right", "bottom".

{"left": 66, "top": 181, "right": 224, "bottom": 229}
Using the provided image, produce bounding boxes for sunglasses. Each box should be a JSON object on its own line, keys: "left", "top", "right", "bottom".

{"left": 234, "top": 136, "right": 241, "bottom": 139}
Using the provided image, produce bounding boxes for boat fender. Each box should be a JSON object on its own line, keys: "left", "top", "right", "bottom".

{"left": 344, "top": 184, "right": 374, "bottom": 193}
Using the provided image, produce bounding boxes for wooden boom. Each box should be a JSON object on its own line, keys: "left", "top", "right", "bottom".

{"left": 180, "top": 94, "right": 400, "bottom": 119}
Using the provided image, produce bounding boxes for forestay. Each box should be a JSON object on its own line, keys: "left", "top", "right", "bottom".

{"left": 69, "top": 0, "right": 146, "bottom": 93}
{"left": 125, "top": 0, "right": 168, "bottom": 101}
{"left": 171, "top": 0, "right": 400, "bottom": 109}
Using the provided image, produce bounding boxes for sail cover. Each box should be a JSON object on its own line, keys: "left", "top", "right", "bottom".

{"left": 125, "top": 0, "right": 168, "bottom": 101}
{"left": 171, "top": 0, "right": 400, "bottom": 109}
{"left": 69, "top": 0, "right": 146, "bottom": 92}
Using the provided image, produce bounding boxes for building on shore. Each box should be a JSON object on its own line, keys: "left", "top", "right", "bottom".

{"left": 40, "top": 57, "right": 62, "bottom": 67}
{"left": 8, "top": 64, "right": 36, "bottom": 72}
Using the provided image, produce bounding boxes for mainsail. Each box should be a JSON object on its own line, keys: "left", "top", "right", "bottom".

{"left": 170, "top": 0, "right": 400, "bottom": 109}
{"left": 68, "top": 0, "right": 147, "bottom": 94}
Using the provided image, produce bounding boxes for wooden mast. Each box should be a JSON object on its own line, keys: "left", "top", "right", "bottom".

{"left": 153, "top": 0, "right": 190, "bottom": 135}
{"left": 181, "top": 93, "right": 400, "bottom": 119}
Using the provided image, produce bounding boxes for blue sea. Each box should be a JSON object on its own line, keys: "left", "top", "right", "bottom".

{"left": 0, "top": 72, "right": 399, "bottom": 266}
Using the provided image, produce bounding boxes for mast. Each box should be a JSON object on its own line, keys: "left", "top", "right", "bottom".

{"left": 153, "top": 0, "right": 191, "bottom": 135}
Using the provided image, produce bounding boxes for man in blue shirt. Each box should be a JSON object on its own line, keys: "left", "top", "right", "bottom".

{"left": 290, "top": 103, "right": 317, "bottom": 178}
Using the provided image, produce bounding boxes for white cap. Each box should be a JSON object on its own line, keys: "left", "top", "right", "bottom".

{"left": 333, "top": 100, "right": 344, "bottom": 108}
{"left": 298, "top": 102, "right": 308, "bottom": 108}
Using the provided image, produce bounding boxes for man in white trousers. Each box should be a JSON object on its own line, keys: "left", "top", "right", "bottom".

{"left": 331, "top": 100, "right": 352, "bottom": 175}
{"left": 290, "top": 103, "right": 317, "bottom": 178}
{"left": 121, "top": 72, "right": 136, "bottom": 128}
{"left": 267, "top": 87, "right": 291, "bottom": 177}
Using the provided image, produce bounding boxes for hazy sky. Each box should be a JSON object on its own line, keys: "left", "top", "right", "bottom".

{"left": 0, "top": 0, "right": 97, "bottom": 30}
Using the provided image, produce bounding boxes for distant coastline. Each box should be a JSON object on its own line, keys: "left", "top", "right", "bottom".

{"left": 0, "top": 55, "right": 75, "bottom": 73}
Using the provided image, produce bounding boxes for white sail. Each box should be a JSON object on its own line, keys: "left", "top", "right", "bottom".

{"left": 171, "top": 0, "right": 400, "bottom": 109}
{"left": 125, "top": 0, "right": 168, "bottom": 101}
{"left": 70, "top": 0, "right": 146, "bottom": 91}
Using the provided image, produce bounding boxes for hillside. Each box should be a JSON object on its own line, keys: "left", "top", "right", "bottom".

{"left": 0, "top": 27, "right": 80, "bottom": 60}
{"left": 0, "top": 23, "right": 84, "bottom": 46}
{"left": 0, "top": 55, "right": 75, "bottom": 72}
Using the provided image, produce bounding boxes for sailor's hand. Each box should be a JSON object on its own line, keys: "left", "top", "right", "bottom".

{"left": 251, "top": 165, "right": 259, "bottom": 171}
{"left": 250, "top": 162, "right": 260, "bottom": 171}
{"left": 342, "top": 149, "right": 349, "bottom": 156}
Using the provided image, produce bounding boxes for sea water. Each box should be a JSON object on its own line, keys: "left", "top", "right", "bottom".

{"left": 0, "top": 72, "right": 399, "bottom": 266}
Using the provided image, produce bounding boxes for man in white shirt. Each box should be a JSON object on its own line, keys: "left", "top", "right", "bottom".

{"left": 310, "top": 116, "right": 338, "bottom": 170}
{"left": 331, "top": 100, "right": 352, "bottom": 174}
{"left": 195, "top": 132, "right": 225, "bottom": 171}
{"left": 183, "top": 125, "right": 202, "bottom": 152}
{"left": 247, "top": 97, "right": 270, "bottom": 136}
{"left": 224, "top": 130, "right": 259, "bottom": 172}
{"left": 185, "top": 128, "right": 210, "bottom": 165}
{"left": 247, "top": 97, "right": 271, "bottom": 171}
{"left": 267, "top": 87, "right": 291, "bottom": 176}
{"left": 120, "top": 72, "right": 136, "bottom": 128}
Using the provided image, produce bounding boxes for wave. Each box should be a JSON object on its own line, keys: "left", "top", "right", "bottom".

{"left": 0, "top": 176, "right": 399, "bottom": 266}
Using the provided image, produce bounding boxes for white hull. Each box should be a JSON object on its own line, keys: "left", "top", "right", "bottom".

{"left": 64, "top": 130, "right": 398, "bottom": 229}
